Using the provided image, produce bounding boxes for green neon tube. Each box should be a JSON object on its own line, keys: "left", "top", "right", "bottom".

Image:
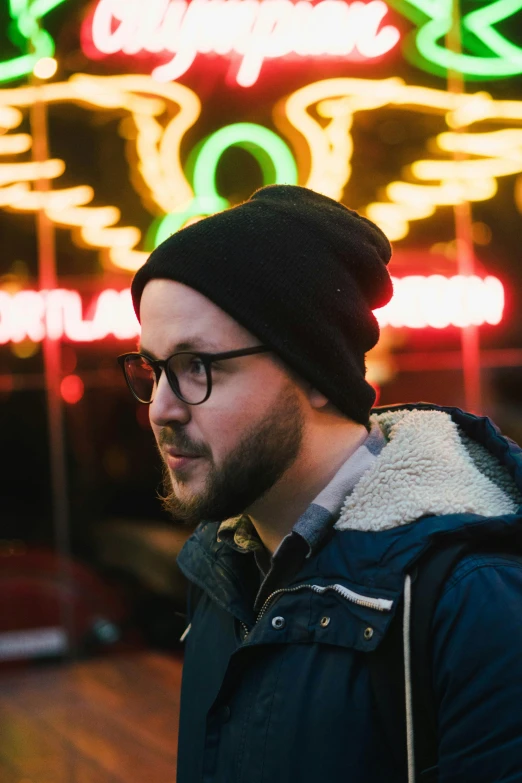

{"left": 9, "top": 0, "right": 27, "bottom": 17}
{"left": 388, "top": 0, "right": 522, "bottom": 79}
{"left": 192, "top": 122, "right": 298, "bottom": 198}
{"left": 416, "top": 18, "right": 522, "bottom": 77}
{"left": 150, "top": 123, "right": 298, "bottom": 248}
{"left": 0, "top": 0, "right": 67, "bottom": 85}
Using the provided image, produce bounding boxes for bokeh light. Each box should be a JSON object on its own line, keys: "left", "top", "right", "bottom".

{"left": 472, "top": 222, "right": 493, "bottom": 245}
{"left": 33, "top": 57, "right": 58, "bottom": 80}
{"left": 60, "top": 374, "right": 84, "bottom": 404}
{"left": 10, "top": 340, "right": 39, "bottom": 359}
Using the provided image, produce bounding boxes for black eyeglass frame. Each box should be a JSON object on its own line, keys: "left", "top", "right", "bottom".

{"left": 118, "top": 345, "right": 271, "bottom": 405}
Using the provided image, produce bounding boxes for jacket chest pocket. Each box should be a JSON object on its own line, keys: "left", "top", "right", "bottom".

{"left": 242, "top": 585, "right": 394, "bottom": 652}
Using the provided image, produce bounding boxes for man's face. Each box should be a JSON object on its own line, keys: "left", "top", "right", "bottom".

{"left": 139, "top": 279, "right": 306, "bottom": 525}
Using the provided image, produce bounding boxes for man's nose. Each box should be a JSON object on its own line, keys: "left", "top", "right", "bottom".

{"left": 149, "top": 371, "right": 191, "bottom": 428}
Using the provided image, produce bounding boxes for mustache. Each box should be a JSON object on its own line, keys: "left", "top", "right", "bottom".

{"left": 158, "top": 427, "right": 210, "bottom": 458}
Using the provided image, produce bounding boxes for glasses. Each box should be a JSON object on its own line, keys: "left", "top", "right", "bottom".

{"left": 118, "top": 345, "right": 270, "bottom": 405}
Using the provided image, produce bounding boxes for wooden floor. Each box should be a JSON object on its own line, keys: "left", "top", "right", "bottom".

{"left": 0, "top": 652, "right": 183, "bottom": 783}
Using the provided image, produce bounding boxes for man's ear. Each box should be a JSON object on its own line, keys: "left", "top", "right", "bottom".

{"left": 307, "top": 386, "right": 330, "bottom": 409}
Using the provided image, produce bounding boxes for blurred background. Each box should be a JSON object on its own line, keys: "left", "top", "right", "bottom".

{"left": 0, "top": 0, "right": 521, "bottom": 779}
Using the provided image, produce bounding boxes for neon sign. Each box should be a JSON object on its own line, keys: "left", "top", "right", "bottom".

{"left": 82, "top": 0, "right": 522, "bottom": 84}
{"left": 0, "top": 74, "right": 201, "bottom": 272}
{"left": 0, "top": 289, "right": 140, "bottom": 344}
{"left": 387, "top": 0, "right": 522, "bottom": 79}
{"left": 375, "top": 276, "right": 504, "bottom": 329}
{"left": 0, "top": 277, "right": 504, "bottom": 345}
{"left": 279, "top": 78, "right": 522, "bottom": 241}
{"left": 1, "top": 0, "right": 521, "bottom": 88}
{"left": 84, "top": 0, "right": 401, "bottom": 87}
{"left": 0, "top": 0, "right": 67, "bottom": 85}
{"left": 2, "top": 75, "right": 522, "bottom": 268}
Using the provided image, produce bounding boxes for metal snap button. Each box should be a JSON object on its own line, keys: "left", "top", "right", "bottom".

{"left": 320, "top": 616, "right": 331, "bottom": 628}
{"left": 364, "top": 627, "right": 374, "bottom": 640}
{"left": 272, "top": 616, "right": 286, "bottom": 630}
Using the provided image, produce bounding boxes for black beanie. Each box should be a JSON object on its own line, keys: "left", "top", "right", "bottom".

{"left": 131, "top": 185, "right": 393, "bottom": 425}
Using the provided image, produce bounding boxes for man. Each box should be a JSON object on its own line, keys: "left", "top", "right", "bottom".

{"left": 122, "top": 185, "right": 522, "bottom": 782}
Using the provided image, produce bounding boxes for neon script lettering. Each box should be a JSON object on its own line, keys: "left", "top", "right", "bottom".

{"left": 87, "top": 0, "right": 400, "bottom": 87}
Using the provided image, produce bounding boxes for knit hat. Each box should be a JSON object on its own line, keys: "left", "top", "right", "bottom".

{"left": 131, "top": 185, "right": 393, "bottom": 425}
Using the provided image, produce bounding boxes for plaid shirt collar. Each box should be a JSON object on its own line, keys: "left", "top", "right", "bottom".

{"left": 217, "top": 422, "right": 386, "bottom": 559}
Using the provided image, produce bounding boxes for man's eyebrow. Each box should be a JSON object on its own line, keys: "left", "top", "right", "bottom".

{"left": 138, "top": 339, "right": 224, "bottom": 357}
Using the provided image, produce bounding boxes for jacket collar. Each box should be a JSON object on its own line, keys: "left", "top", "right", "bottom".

{"left": 336, "top": 405, "right": 522, "bottom": 533}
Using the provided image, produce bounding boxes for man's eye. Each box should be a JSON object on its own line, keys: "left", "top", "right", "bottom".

{"left": 189, "top": 358, "right": 205, "bottom": 374}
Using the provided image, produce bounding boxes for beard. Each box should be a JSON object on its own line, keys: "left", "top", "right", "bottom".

{"left": 158, "top": 383, "right": 305, "bottom": 526}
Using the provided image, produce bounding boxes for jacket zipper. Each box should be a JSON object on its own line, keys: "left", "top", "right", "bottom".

{"left": 241, "top": 583, "right": 393, "bottom": 638}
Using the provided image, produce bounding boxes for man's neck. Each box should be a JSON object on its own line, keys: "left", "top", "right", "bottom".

{"left": 246, "top": 422, "right": 369, "bottom": 555}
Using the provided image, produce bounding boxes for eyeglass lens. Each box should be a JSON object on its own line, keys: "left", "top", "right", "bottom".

{"left": 124, "top": 355, "right": 157, "bottom": 403}
{"left": 125, "top": 354, "right": 209, "bottom": 404}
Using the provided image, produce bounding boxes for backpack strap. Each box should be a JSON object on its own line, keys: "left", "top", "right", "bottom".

{"left": 413, "top": 542, "right": 522, "bottom": 779}
{"left": 368, "top": 539, "right": 470, "bottom": 782}
{"left": 408, "top": 540, "right": 471, "bottom": 780}
{"left": 370, "top": 536, "right": 522, "bottom": 781}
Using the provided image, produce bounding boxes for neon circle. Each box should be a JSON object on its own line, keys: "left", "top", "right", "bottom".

{"left": 192, "top": 122, "right": 298, "bottom": 196}
{"left": 149, "top": 122, "right": 298, "bottom": 248}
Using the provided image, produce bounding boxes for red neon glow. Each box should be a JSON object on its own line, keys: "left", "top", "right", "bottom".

{"left": 61, "top": 375, "right": 85, "bottom": 404}
{"left": 0, "top": 289, "right": 140, "bottom": 345}
{"left": 84, "top": 0, "right": 400, "bottom": 87}
{"left": 0, "top": 277, "right": 504, "bottom": 345}
{"left": 375, "top": 275, "right": 504, "bottom": 329}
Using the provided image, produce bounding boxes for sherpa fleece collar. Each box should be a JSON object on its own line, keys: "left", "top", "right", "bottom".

{"left": 335, "top": 408, "right": 522, "bottom": 533}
